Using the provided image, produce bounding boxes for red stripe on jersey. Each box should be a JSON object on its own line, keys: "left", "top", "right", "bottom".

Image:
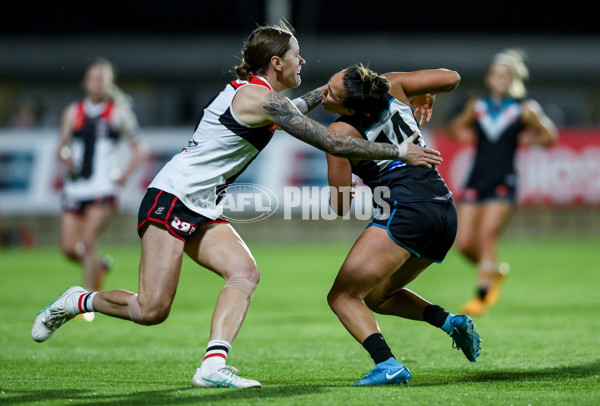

{"left": 229, "top": 75, "right": 273, "bottom": 90}
{"left": 100, "top": 101, "right": 115, "bottom": 120}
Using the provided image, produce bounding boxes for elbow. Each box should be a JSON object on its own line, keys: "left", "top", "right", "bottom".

{"left": 545, "top": 129, "right": 559, "bottom": 147}
{"left": 446, "top": 70, "right": 461, "bottom": 91}
{"left": 451, "top": 71, "right": 461, "bottom": 89}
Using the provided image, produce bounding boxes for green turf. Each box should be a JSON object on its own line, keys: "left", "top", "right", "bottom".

{"left": 1, "top": 235, "right": 599, "bottom": 405}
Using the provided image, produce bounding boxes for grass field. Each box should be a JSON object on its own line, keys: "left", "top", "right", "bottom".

{"left": 1, "top": 234, "right": 599, "bottom": 405}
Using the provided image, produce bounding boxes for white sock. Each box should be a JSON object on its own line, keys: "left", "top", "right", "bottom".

{"left": 200, "top": 340, "right": 230, "bottom": 374}
{"left": 74, "top": 291, "right": 97, "bottom": 314}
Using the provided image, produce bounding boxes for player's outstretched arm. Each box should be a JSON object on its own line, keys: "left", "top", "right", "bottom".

{"left": 291, "top": 87, "right": 323, "bottom": 115}
{"left": 263, "top": 91, "right": 442, "bottom": 166}
{"left": 385, "top": 69, "right": 461, "bottom": 99}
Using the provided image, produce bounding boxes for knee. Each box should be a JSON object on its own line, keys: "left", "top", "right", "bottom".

{"left": 244, "top": 263, "right": 260, "bottom": 286}
{"left": 79, "top": 235, "right": 97, "bottom": 253}
{"left": 224, "top": 264, "right": 260, "bottom": 295}
{"left": 327, "top": 288, "right": 350, "bottom": 315}
{"left": 326, "top": 290, "right": 339, "bottom": 313}
{"left": 127, "top": 294, "right": 171, "bottom": 326}
{"left": 61, "top": 242, "right": 83, "bottom": 262}
{"left": 455, "top": 235, "right": 473, "bottom": 255}
{"left": 142, "top": 306, "right": 171, "bottom": 325}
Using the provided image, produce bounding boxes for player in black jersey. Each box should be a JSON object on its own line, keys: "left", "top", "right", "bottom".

{"left": 323, "top": 65, "right": 481, "bottom": 386}
{"left": 449, "top": 50, "right": 557, "bottom": 316}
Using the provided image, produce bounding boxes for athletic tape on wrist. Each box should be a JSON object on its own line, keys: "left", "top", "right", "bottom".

{"left": 397, "top": 140, "right": 408, "bottom": 160}
{"left": 293, "top": 98, "right": 308, "bottom": 114}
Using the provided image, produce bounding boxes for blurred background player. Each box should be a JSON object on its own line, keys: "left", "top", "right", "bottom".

{"left": 448, "top": 49, "right": 557, "bottom": 316}
{"left": 57, "top": 58, "right": 146, "bottom": 320}
{"left": 323, "top": 65, "right": 481, "bottom": 386}
{"left": 33, "top": 23, "right": 442, "bottom": 389}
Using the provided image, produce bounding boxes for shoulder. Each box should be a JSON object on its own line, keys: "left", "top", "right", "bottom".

{"left": 521, "top": 98, "right": 542, "bottom": 113}
{"left": 520, "top": 98, "right": 549, "bottom": 125}
{"left": 62, "top": 101, "right": 81, "bottom": 123}
{"left": 65, "top": 100, "right": 82, "bottom": 114}
{"left": 235, "top": 83, "right": 273, "bottom": 102}
{"left": 112, "top": 103, "right": 140, "bottom": 135}
{"left": 329, "top": 119, "right": 362, "bottom": 138}
{"left": 113, "top": 102, "right": 136, "bottom": 119}
{"left": 234, "top": 84, "right": 279, "bottom": 117}
{"left": 232, "top": 83, "right": 294, "bottom": 127}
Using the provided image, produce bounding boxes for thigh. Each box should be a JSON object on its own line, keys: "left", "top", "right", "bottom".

{"left": 331, "top": 226, "right": 411, "bottom": 299}
{"left": 60, "top": 210, "right": 83, "bottom": 247}
{"left": 81, "top": 203, "right": 115, "bottom": 239}
{"left": 478, "top": 201, "right": 513, "bottom": 240}
{"left": 137, "top": 223, "right": 185, "bottom": 306}
{"left": 456, "top": 202, "right": 482, "bottom": 245}
{"left": 365, "top": 255, "right": 433, "bottom": 311}
{"left": 371, "top": 255, "right": 433, "bottom": 298}
{"left": 184, "top": 223, "right": 257, "bottom": 279}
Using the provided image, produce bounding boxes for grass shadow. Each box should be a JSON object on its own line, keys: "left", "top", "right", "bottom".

{"left": 2, "top": 359, "right": 598, "bottom": 403}
{"left": 0, "top": 385, "right": 325, "bottom": 405}
{"left": 413, "top": 358, "right": 600, "bottom": 387}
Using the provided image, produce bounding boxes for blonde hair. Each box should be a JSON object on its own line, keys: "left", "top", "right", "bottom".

{"left": 492, "top": 48, "right": 529, "bottom": 98}
{"left": 85, "top": 57, "right": 133, "bottom": 108}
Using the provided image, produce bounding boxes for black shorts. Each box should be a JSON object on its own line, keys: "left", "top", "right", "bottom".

{"left": 137, "top": 188, "right": 228, "bottom": 242}
{"left": 62, "top": 194, "right": 116, "bottom": 213}
{"left": 461, "top": 182, "right": 516, "bottom": 204}
{"left": 368, "top": 199, "right": 457, "bottom": 263}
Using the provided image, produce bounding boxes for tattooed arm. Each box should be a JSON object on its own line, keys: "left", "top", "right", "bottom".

{"left": 291, "top": 87, "right": 323, "bottom": 115}
{"left": 264, "top": 91, "right": 443, "bottom": 166}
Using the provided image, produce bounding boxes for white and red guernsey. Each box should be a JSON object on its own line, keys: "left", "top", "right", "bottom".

{"left": 149, "top": 75, "right": 277, "bottom": 219}
{"left": 63, "top": 98, "right": 139, "bottom": 204}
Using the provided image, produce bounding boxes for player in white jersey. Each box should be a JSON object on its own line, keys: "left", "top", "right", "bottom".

{"left": 33, "top": 23, "right": 442, "bottom": 389}
{"left": 57, "top": 58, "right": 145, "bottom": 313}
{"left": 323, "top": 65, "right": 480, "bottom": 385}
{"left": 149, "top": 75, "right": 278, "bottom": 220}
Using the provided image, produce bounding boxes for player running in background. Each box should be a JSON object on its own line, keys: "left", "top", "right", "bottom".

{"left": 33, "top": 23, "right": 442, "bottom": 389}
{"left": 323, "top": 64, "right": 481, "bottom": 385}
{"left": 57, "top": 58, "right": 146, "bottom": 320}
{"left": 448, "top": 49, "right": 557, "bottom": 316}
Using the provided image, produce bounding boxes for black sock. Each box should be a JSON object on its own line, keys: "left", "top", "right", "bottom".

{"left": 362, "top": 333, "right": 394, "bottom": 364}
{"left": 423, "top": 304, "right": 450, "bottom": 328}
{"left": 477, "top": 287, "right": 488, "bottom": 300}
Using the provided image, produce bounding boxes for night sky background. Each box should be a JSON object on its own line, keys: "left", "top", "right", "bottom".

{"left": 3, "top": 1, "right": 597, "bottom": 36}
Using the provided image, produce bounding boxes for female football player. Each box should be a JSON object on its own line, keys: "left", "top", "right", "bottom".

{"left": 57, "top": 58, "right": 145, "bottom": 320}
{"left": 323, "top": 64, "right": 481, "bottom": 385}
{"left": 33, "top": 22, "right": 442, "bottom": 388}
{"left": 448, "top": 49, "right": 557, "bottom": 316}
